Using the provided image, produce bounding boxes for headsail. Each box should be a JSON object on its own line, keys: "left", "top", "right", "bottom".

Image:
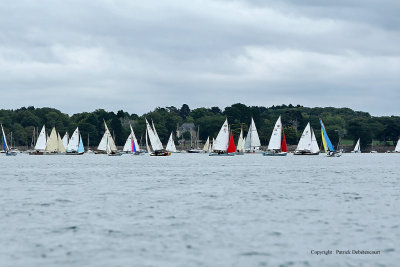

{"left": 310, "top": 129, "right": 319, "bottom": 154}
{"left": 226, "top": 130, "right": 236, "bottom": 153}
{"left": 77, "top": 134, "right": 84, "bottom": 153}
{"left": 281, "top": 128, "right": 287, "bottom": 152}
{"left": 130, "top": 124, "right": 140, "bottom": 152}
{"left": 237, "top": 129, "right": 245, "bottom": 152}
{"left": 203, "top": 137, "right": 210, "bottom": 152}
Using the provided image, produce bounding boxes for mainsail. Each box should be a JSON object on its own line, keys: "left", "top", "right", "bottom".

{"left": 34, "top": 125, "right": 47, "bottom": 151}
{"left": 1, "top": 124, "right": 9, "bottom": 152}
{"left": 244, "top": 117, "right": 261, "bottom": 151}
{"left": 268, "top": 116, "right": 282, "bottom": 151}
{"left": 296, "top": 123, "right": 312, "bottom": 152}
{"left": 353, "top": 138, "right": 361, "bottom": 152}
{"left": 67, "top": 127, "right": 80, "bottom": 152}
{"left": 166, "top": 132, "right": 177, "bottom": 152}
{"left": 212, "top": 119, "right": 229, "bottom": 151}
{"left": 62, "top": 132, "right": 69, "bottom": 148}
{"left": 320, "top": 119, "right": 334, "bottom": 153}
{"left": 203, "top": 137, "right": 210, "bottom": 152}
{"left": 395, "top": 138, "right": 400, "bottom": 152}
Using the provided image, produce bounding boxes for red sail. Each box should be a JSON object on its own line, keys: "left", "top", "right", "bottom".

{"left": 227, "top": 130, "right": 236, "bottom": 153}
{"left": 281, "top": 128, "right": 287, "bottom": 152}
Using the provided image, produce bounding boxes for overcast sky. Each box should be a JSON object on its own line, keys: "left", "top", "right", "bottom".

{"left": 0, "top": 0, "right": 399, "bottom": 116}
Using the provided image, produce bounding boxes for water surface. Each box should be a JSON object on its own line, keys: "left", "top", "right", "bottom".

{"left": 0, "top": 153, "right": 398, "bottom": 266}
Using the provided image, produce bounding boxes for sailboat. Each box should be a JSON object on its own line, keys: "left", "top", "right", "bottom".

{"left": 97, "top": 121, "right": 121, "bottom": 156}
{"left": 44, "top": 127, "right": 66, "bottom": 154}
{"left": 351, "top": 138, "right": 361, "bottom": 153}
{"left": 166, "top": 132, "right": 179, "bottom": 153}
{"left": 188, "top": 126, "right": 202, "bottom": 153}
{"left": 244, "top": 117, "right": 261, "bottom": 153}
{"left": 236, "top": 128, "right": 245, "bottom": 155}
{"left": 320, "top": 119, "right": 342, "bottom": 157}
{"left": 66, "top": 127, "right": 84, "bottom": 155}
{"left": 393, "top": 138, "right": 400, "bottom": 153}
{"left": 29, "top": 125, "right": 47, "bottom": 155}
{"left": 294, "top": 122, "right": 320, "bottom": 155}
{"left": 209, "top": 119, "right": 235, "bottom": 156}
{"left": 122, "top": 124, "right": 142, "bottom": 155}
{"left": 1, "top": 124, "right": 17, "bottom": 156}
{"left": 202, "top": 137, "right": 210, "bottom": 153}
{"left": 62, "top": 132, "right": 69, "bottom": 149}
{"left": 145, "top": 119, "right": 171, "bottom": 156}
{"left": 263, "top": 116, "right": 287, "bottom": 156}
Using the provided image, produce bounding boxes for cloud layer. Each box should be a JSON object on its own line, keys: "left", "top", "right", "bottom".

{"left": 0, "top": 0, "right": 399, "bottom": 115}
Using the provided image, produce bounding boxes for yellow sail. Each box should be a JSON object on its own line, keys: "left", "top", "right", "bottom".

{"left": 321, "top": 128, "right": 327, "bottom": 153}
{"left": 57, "top": 132, "right": 66, "bottom": 153}
{"left": 45, "top": 127, "right": 59, "bottom": 152}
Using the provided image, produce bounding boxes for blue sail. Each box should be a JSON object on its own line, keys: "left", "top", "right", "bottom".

{"left": 77, "top": 136, "right": 84, "bottom": 153}
{"left": 320, "top": 119, "right": 335, "bottom": 152}
{"left": 2, "top": 135, "right": 7, "bottom": 152}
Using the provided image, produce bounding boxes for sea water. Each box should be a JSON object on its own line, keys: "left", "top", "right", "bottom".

{"left": 0, "top": 153, "right": 398, "bottom": 266}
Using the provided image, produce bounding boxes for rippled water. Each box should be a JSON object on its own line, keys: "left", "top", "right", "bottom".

{"left": 0, "top": 153, "right": 398, "bottom": 266}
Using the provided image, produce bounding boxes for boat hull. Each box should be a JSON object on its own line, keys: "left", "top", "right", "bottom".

{"left": 150, "top": 150, "right": 171, "bottom": 156}
{"left": 262, "top": 151, "right": 287, "bottom": 156}
{"left": 209, "top": 152, "right": 235, "bottom": 156}
{"left": 66, "top": 152, "right": 84, "bottom": 155}
{"left": 293, "top": 150, "right": 319, "bottom": 155}
{"left": 5, "top": 151, "right": 18, "bottom": 156}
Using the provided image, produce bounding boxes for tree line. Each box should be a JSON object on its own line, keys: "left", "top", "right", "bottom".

{"left": 1, "top": 104, "right": 399, "bottom": 149}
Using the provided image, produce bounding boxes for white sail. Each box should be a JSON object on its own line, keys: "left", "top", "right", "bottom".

{"left": 268, "top": 116, "right": 282, "bottom": 150}
{"left": 296, "top": 123, "right": 312, "bottom": 151}
{"left": 123, "top": 134, "right": 133, "bottom": 152}
{"left": 353, "top": 138, "right": 361, "bottom": 152}
{"left": 310, "top": 129, "right": 320, "bottom": 154}
{"left": 35, "top": 125, "right": 47, "bottom": 150}
{"left": 62, "top": 132, "right": 69, "bottom": 148}
{"left": 67, "top": 127, "right": 79, "bottom": 152}
{"left": 145, "top": 128, "right": 152, "bottom": 153}
{"left": 245, "top": 118, "right": 261, "bottom": 151}
{"left": 106, "top": 134, "right": 112, "bottom": 154}
{"left": 212, "top": 119, "right": 229, "bottom": 151}
{"left": 395, "top": 138, "right": 400, "bottom": 152}
{"left": 152, "top": 120, "right": 164, "bottom": 150}
{"left": 203, "top": 137, "right": 210, "bottom": 152}
{"left": 146, "top": 119, "right": 163, "bottom": 151}
{"left": 166, "top": 132, "right": 177, "bottom": 152}
{"left": 130, "top": 124, "right": 140, "bottom": 152}
{"left": 237, "top": 129, "right": 245, "bottom": 152}
{"left": 1, "top": 124, "right": 9, "bottom": 151}
{"left": 97, "top": 122, "right": 117, "bottom": 152}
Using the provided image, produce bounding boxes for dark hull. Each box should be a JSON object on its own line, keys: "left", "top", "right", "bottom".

{"left": 293, "top": 151, "right": 319, "bottom": 155}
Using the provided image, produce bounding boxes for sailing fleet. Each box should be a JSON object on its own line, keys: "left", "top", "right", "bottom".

{"left": 2, "top": 116, "right": 400, "bottom": 156}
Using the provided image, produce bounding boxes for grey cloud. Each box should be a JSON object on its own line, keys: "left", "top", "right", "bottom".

{"left": 0, "top": 0, "right": 399, "bottom": 116}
